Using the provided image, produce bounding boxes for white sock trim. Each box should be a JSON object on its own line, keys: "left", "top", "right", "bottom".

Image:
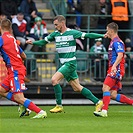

{"left": 102, "top": 110, "right": 107, "bottom": 113}
{"left": 38, "top": 110, "right": 45, "bottom": 114}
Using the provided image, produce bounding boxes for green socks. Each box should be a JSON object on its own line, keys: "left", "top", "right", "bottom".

{"left": 54, "top": 84, "right": 62, "bottom": 105}
{"left": 81, "top": 88, "right": 99, "bottom": 104}
{"left": 53, "top": 85, "right": 99, "bottom": 105}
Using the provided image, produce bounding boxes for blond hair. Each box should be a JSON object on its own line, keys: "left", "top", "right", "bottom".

{"left": 0, "top": 19, "right": 12, "bottom": 31}
{"left": 107, "top": 22, "right": 118, "bottom": 33}
{"left": 53, "top": 15, "right": 66, "bottom": 23}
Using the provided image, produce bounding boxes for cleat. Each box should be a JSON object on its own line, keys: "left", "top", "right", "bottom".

{"left": 18, "top": 105, "right": 27, "bottom": 117}
{"left": 95, "top": 100, "right": 103, "bottom": 112}
{"left": 94, "top": 111, "right": 108, "bottom": 117}
{"left": 32, "top": 111, "right": 47, "bottom": 119}
{"left": 25, "top": 109, "right": 31, "bottom": 116}
{"left": 50, "top": 105, "right": 63, "bottom": 113}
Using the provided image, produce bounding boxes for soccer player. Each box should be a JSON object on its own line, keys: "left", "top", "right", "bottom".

{"left": 0, "top": 18, "right": 47, "bottom": 118}
{"left": 94, "top": 22, "right": 133, "bottom": 117}
{"left": 26, "top": 15, "right": 104, "bottom": 113}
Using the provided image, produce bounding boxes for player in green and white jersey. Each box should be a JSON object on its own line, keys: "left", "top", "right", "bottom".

{"left": 27, "top": 15, "right": 104, "bottom": 114}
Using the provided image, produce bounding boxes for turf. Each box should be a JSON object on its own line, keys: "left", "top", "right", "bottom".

{"left": 0, "top": 105, "right": 133, "bottom": 133}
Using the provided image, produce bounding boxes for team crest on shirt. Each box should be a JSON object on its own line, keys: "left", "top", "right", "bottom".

{"left": 21, "top": 83, "right": 26, "bottom": 90}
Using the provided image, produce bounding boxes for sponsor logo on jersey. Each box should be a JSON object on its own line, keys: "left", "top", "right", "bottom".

{"left": 55, "top": 35, "right": 74, "bottom": 42}
{"left": 117, "top": 43, "right": 123, "bottom": 51}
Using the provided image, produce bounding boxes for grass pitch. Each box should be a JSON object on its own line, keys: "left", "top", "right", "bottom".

{"left": 0, "top": 105, "right": 133, "bottom": 133}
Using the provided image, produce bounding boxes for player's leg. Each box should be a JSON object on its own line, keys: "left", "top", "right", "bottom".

{"left": 18, "top": 76, "right": 31, "bottom": 117}
{"left": 50, "top": 71, "right": 64, "bottom": 113}
{"left": 93, "top": 76, "right": 115, "bottom": 117}
{"left": 2, "top": 90, "right": 31, "bottom": 117}
{"left": 0, "top": 86, "right": 32, "bottom": 117}
{"left": 16, "top": 71, "right": 47, "bottom": 118}
{"left": 50, "top": 62, "right": 79, "bottom": 113}
{"left": 13, "top": 92, "right": 47, "bottom": 118}
{"left": 111, "top": 81, "right": 133, "bottom": 105}
{"left": 111, "top": 90, "right": 133, "bottom": 105}
{"left": 5, "top": 70, "right": 47, "bottom": 118}
{"left": 69, "top": 78, "right": 103, "bottom": 112}
{"left": 93, "top": 83, "right": 110, "bottom": 117}
{"left": 0, "top": 75, "right": 30, "bottom": 117}
{"left": 115, "top": 94, "right": 133, "bottom": 105}
{"left": 0, "top": 76, "right": 15, "bottom": 101}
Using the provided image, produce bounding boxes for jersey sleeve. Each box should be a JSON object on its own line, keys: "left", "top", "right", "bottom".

{"left": 72, "top": 30, "right": 104, "bottom": 39}
{"left": 33, "top": 32, "right": 55, "bottom": 46}
{"left": 0, "top": 37, "right": 3, "bottom": 47}
{"left": 19, "top": 46, "right": 24, "bottom": 54}
{"left": 72, "top": 30, "right": 83, "bottom": 39}
{"left": 45, "top": 32, "right": 55, "bottom": 42}
{"left": 84, "top": 33, "right": 104, "bottom": 39}
{"left": 33, "top": 39, "right": 48, "bottom": 46}
{"left": 113, "top": 42, "right": 125, "bottom": 53}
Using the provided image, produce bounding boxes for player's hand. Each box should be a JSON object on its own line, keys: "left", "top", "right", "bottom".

{"left": 104, "top": 34, "right": 108, "bottom": 38}
{"left": 24, "top": 76, "right": 30, "bottom": 83}
{"left": 111, "top": 66, "right": 117, "bottom": 75}
{"left": 26, "top": 40, "right": 33, "bottom": 45}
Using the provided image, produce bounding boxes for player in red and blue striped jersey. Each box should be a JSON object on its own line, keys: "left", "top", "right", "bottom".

{"left": 0, "top": 18, "right": 47, "bottom": 118}
{"left": 94, "top": 22, "right": 133, "bottom": 117}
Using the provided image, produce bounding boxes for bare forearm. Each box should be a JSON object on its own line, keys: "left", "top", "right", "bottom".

{"left": 113, "top": 53, "right": 123, "bottom": 67}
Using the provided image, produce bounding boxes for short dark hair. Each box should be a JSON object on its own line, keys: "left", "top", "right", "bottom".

{"left": 53, "top": 15, "right": 66, "bottom": 23}
{"left": 17, "top": 12, "right": 24, "bottom": 16}
{"left": 107, "top": 22, "right": 118, "bottom": 33}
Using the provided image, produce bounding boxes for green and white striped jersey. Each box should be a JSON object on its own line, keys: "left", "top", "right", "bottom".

{"left": 33, "top": 28, "right": 104, "bottom": 64}
{"left": 45, "top": 28, "right": 85, "bottom": 64}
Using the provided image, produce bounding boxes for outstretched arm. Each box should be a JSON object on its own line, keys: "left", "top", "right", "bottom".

{"left": 26, "top": 39, "right": 48, "bottom": 46}
{"left": 84, "top": 33, "right": 104, "bottom": 38}
{"left": 33, "top": 40, "right": 48, "bottom": 46}
{"left": 26, "top": 33, "right": 55, "bottom": 46}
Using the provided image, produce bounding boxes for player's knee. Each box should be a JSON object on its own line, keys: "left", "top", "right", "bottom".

{"left": 0, "top": 87, "right": 7, "bottom": 96}
{"left": 73, "top": 88, "right": 80, "bottom": 92}
{"left": 14, "top": 95, "right": 25, "bottom": 104}
{"left": 72, "top": 85, "right": 82, "bottom": 92}
{"left": 110, "top": 95, "right": 116, "bottom": 100}
{"left": 102, "top": 84, "right": 110, "bottom": 92}
{"left": 110, "top": 93, "right": 117, "bottom": 100}
{"left": 51, "top": 77, "right": 58, "bottom": 86}
{"left": 0, "top": 90, "right": 3, "bottom": 95}
{"left": 110, "top": 90, "right": 117, "bottom": 99}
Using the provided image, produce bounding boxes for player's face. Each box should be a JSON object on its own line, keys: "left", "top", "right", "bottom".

{"left": 106, "top": 27, "right": 113, "bottom": 39}
{"left": 53, "top": 19, "right": 63, "bottom": 32}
